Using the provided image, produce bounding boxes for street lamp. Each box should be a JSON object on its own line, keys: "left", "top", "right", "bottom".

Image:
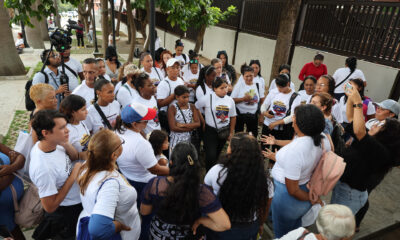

{"left": 150, "top": 0, "right": 155, "bottom": 60}
{"left": 110, "top": 0, "right": 116, "bottom": 50}
{"left": 92, "top": 0, "right": 99, "bottom": 54}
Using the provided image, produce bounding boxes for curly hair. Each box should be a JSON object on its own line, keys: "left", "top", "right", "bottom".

{"left": 217, "top": 133, "right": 269, "bottom": 223}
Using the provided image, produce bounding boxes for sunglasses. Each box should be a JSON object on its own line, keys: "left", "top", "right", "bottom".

{"left": 190, "top": 59, "right": 199, "bottom": 64}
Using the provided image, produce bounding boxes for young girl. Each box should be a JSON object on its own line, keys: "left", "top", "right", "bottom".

{"left": 156, "top": 58, "right": 185, "bottom": 132}
{"left": 116, "top": 64, "right": 140, "bottom": 108}
{"left": 133, "top": 72, "right": 160, "bottom": 135}
{"left": 195, "top": 77, "right": 237, "bottom": 171}
{"left": 173, "top": 39, "right": 189, "bottom": 65}
{"left": 85, "top": 79, "right": 121, "bottom": 134}
{"left": 195, "top": 65, "right": 216, "bottom": 104}
{"left": 231, "top": 64, "right": 261, "bottom": 137}
{"left": 298, "top": 75, "right": 317, "bottom": 104}
{"left": 211, "top": 58, "right": 233, "bottom": 93}
{"left": 149, "top": 130, "right": 169, "bottom": 166}
{"left": 183, "top": 55, "right": 201, "bottom": 103}
{"left": 60, "top": 95, "right": 90, "bottom": 154}
{"left": 168, "top": 85, "right": 201, "bottom": 152}
{"left": 269, "top": 64, "right": 296, "bottom": 92}
{"left": 182, "top": 50, "right": 203, "bottom": 78}
{"left": 160, "top": 50, "right": 173, "bottom": 77}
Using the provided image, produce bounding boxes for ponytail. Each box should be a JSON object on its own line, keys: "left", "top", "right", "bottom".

{"left": 345, "top": 56, "right": 357, "bottom": 73}
{"left": 311, "top": 134, "right": 323, "bottom": 147}
{"left": 115, "top": 115, "right": 132, "bottom": 134}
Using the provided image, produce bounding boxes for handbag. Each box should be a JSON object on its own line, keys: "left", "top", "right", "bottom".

{"left": 77, "top": 178, "right": 122, "bottom": 240}
{"left": 210, "top": 94, "right": 230, "bottom": 140}
{"left": 14, "top": 130, "right": 33, "bottom": 176}
{"left": 10, "top": 172, "right": 44, "bottom": 229}
{"left": 176, "top": 103, "right": 200, "bottom": 147}
{"left": 281, "top": 92, "right": 299, "bottom": 140}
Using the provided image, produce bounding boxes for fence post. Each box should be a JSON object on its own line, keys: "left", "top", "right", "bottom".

{"left": 389, "top": 71, "right": 400, "bottom": 101}
{"left": 232, "top": 0, "right": 246, "bottom": 65}
{"left": 288, "top": 1, "right": 307, "bottom": 65}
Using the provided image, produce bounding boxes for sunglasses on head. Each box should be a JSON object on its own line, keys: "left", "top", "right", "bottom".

{"left": 190, "top": 59, "right": 199, "bottom": 64}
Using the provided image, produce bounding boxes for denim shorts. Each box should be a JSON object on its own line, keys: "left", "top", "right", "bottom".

{"left": 330, "top": 180, "right": 368, "bottom": 215}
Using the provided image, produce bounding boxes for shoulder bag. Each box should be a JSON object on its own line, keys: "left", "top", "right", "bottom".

{"left": 210, "top": 94, "right": 230, "bottom": 140}
{"left": 176, "top": 103, "right": 201, "bottom": 148}
{"left": 94, "top": 103, "right": 113, "bottom": 130}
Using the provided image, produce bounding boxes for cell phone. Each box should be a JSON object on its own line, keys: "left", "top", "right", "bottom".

{"left": 345, "top": 82, "right": 353, "bottom": 93}
{"left": 268, "top": 110, "right": 274, "bottom": 115}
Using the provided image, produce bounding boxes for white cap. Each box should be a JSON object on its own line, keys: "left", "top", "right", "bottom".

{"left": 166, "top": 58, "right": 180, "bottom": 68}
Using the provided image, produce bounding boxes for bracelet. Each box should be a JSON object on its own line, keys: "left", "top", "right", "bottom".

{"left": 353, "top": 103, "right": 363, "bottom": 108}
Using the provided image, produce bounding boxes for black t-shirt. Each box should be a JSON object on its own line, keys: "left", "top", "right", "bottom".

{"left": 340, "top": 123, "right": 395, "bottom": 191}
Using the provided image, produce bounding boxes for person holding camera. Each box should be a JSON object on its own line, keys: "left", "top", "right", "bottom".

{"left": 58, "top": 46, "right": 84, "bottom": 92}
{"left": 32, "top": 49, "right": 71, "bottom": 108}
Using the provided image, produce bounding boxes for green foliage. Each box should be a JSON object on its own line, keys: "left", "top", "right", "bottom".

{"left": 4, "top": 0, "right": 81, "bottom": 27}
{"left": 57, "top": 0, "right": 76, "bottom": 12}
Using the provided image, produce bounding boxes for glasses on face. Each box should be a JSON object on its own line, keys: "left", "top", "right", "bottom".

{"left": 317, "top": 83, "right": 326, "bottom": 87}
{"left": 137, "top": 120, "right": 149, "bottom": 124}
{"left": 113, "top": 138, "right": 125, "bottom": 153}
{"left": 50, "top": 54, "right": 60, "bottom": 59}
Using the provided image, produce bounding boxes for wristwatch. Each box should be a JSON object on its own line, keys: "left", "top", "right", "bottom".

{"left": 353, "top": 103, "right": 363, "bottom": 108}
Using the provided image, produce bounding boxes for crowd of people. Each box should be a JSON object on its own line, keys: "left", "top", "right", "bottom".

{"left": 1, "top": 38, "right": 400, "bottom": 240}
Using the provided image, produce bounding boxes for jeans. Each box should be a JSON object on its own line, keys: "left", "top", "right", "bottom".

{"left": 271, "top": 180, "right": 312, "bottom": 238}
{"left": 204, "top": 125, "right": 227, "bottom": 171}
{"left": 235, "top": 113, "right": 258, "bottom": 138}
{"left": 206, "top": 221, "right": 259, "bottom": 240}
{"left": 330, "top": 180, "right": 368, "bottom": 215}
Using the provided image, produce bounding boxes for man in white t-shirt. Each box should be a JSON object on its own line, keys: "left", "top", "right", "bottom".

{"left": 58, "top": 46, "right": 84, "bottom": 91}
{"left": 29, "top": 110, "right": 84, "bottom": 239}
{"left": 156, "top": 58, "right": 185, "bottom": 131}
{"left": 72, "top": 58, "right": 98, "bottom": 106}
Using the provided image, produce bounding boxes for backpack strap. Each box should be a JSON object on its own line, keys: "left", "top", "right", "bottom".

{"left": 123, "top": 84, "right": 132, "bottom": 96}
{"left": 153, "top": 66, "right": 162, "bottom": 81}
{"left": 94, "top": 103, "right": 113, "bottom": 130}
{"left": 183, "top": 54, "right": 187, "bottom": 64}
{"left": 40, "top": 71, "right": 49, "bottom": 84}
{"left": 285, "top": 92, "right": 299, "bottom": 117}
{"left": 95, "top": 178, "right": 120, "bottom": 203}
{"left": 64, "top": 64, "right": 78, "bottom": 78}
{"left": 9, "top": 184, "right": 19, "bottom": 213}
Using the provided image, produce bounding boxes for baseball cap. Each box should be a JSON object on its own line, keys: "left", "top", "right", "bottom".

{"left": 121, "top": 102, "right": 157, "bottom": 123}
{"left": 374, "top": 99, "right": 400, "bottom": 116}
{"left": 166, "top": 58, "right": 180, "bottom": 68}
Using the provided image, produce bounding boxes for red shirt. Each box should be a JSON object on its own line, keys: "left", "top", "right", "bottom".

{"left": 298, "top": 62, "right": 327, "bottom": 81}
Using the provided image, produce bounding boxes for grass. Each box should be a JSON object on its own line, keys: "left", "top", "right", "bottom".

{"left": 29, "top": 62, "right": 44, "bottom": 81}
{"left": 24, "top": 67, "right": 30, "bottom": 74}
{"left": 2, "top": 110, "right": 30, "bottom": 148}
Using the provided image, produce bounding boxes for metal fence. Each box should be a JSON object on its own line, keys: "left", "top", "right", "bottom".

{"left": 155, "top": 12, "right": 197, "bottom": 42}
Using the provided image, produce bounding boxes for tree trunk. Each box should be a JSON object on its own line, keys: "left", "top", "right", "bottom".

{"left": 25, "top": 1, "right": 45, "bottom": 49}
{"left": 142, "top": 1, "right": 150, "bottom": 51}
{"left": 269, "top": 0, "right": 302, "bottom": 84}
{"left": 101, "top": 0, "right": 109, "bottom": 56}
{"left": 78, "top": 0, "right": 92, "bottom": 34}
{"left": 115, "top": 1, "right": 123, "bottom": 37}
{"left": 194, "top": 25, "right": 206, "bottom": 53}
{"left": 126, "top": 0, "right": 136, "bottom": 62}
{"left": 54, "top": 0, "right": 61, "bottom": 28}
{"left": 40, "top": 19, "right": 50, "bottom": 41}
{"left": 0, "top": 0, "right": 25, "bottom": 76}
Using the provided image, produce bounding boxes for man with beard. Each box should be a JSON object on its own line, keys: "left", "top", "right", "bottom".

{"left": 58, "top": 45, "right": 84, "bottom": 91}
{"left": 33, "top": 49, "right": 71, "bottom": 108}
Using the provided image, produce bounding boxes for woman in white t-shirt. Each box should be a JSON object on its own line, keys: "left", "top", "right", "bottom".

{"left": 156, "top": 58, "right": 185, "bottom": 132}
{"left": 140, "top": 52, "right": 163, "bottom": 87}
{"left": 267, "top": 104, "right": 326, "bottom": 238}
{"left": 298, "top": 76, "right": 316, "bottom": 105}
{"left": 116, "top": 64, "right": 140, "bottom": 108}
{"left": 231, "top": 64, "right": 261, "bottom": 137}
{"left": 133, "top": 72, "right": 160, "bottom": 135}
{"left": 77, "top": 129, "right": 140, "bottom": 240}
{"left": 195, "top": 65, "right": 216, "bottom": 108}
{"left": 211, "top": 58, "right": 233, "bottom": 93}
{"left": 60, "top": 95, "right": 90, "bottom": 153}
{"left": 183, "top": 59, "right": 200, "bottom": 103}
{"left": 315, "top": 74, "right": 343, "bottom": 124}
{"left": 269, "top": 64, "right": 296, "bottom": 93}
{"left": 173, "top": 39, "right": 189, "bottom": 65}
{"left": 195, "top": 77, "right": 237, "bottom": 171}
{"left": 260, "top": 74, "right": 301, "bottom": 151}
{"left": 159, "top": 50, "right": 173, "bottom": 77}
{"left": 85, "top": 79, "right": 121, "bottom": 134}
{"left": 204, "top": 133, "right": 272, "bottom": 239}
{"left": 237, "top": 60, "right": 266, "bottom": 104}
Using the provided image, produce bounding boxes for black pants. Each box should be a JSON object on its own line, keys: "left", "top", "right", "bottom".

{"left": 33, "top": 203, "right": 83, "bottom": 240}
{"left": 204, "top": 125, "right": 227, "bottom": 171}
{"left": 77, "top": 34, "right": 84, "bottom": 47}
{"left": 235, "top": 113, "right": 258, "bottom": 138}
{"left": 261, "top": 124, "right": 286, "bottom": 152}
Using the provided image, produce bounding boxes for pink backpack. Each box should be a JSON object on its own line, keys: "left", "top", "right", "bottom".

{"left": 307, "top": 143, "right": 346, "bottom": 202}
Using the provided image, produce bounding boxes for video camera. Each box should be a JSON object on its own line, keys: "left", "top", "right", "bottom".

{"left": 49, "top": 20, "right": 83, "bottom": 52}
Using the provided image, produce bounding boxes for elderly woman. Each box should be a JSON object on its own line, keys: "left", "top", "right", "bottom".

{"left": 277, "top": 204, "right": 355, "bottom": 240}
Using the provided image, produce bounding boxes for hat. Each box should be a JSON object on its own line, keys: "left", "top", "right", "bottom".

{"left": 121, "top": 102, "right": 157, "bottom": 123}
{"left": 166, "top": 58, "right": 180, "bottom": 68}
{"left": 374, "top": 99, "right": 400, "bottom": 116}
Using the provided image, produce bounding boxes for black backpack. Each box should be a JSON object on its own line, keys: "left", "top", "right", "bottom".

{"left": 25, "top": 72, "right": 49, "bottom": 111}
{"left": 330, "top": 117, "right": 346, "bottom": 157}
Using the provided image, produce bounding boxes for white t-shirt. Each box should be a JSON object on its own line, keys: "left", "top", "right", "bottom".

{"left": 77, "top": 170, "right": 140, "bottom": 240}
{"left": 298, "top": 90, "right": 313, "bottom": 105}
{"left": 116, "top": 83, "right": 139, "bottom": 108}
{"left": 141, "top": 67, "right": 163, "bottom": 86}
{"left": 219, "top": 73, "right": 231, "bottom": 85}
{"left": 332, "top": 100, "right": 343, "bottom": 124}
{"left": 67, "top": 122, "right": 91, "bottom": 153}
{"left": 269, "top": 79, "right": 295, "bottom": 92}
{"left": 174, "top": 54, "right": 189, "bottom": 65}
{"left": 132, "top": 95, "right": 160, "bottom": 135}
{"left": 276, "top": 227, "right": 318, "bottom": 240}
{"left": 195, "top": 92, "right": 237, "bottom": 128}
{"left": 114, "top": 81, "right": 122, "bottom": 95}
{"left": 29, "top": 142, "right": 81, "bottom": 206}
{"left": 116, "top": 130, "right": 158, "bottom": 183}
{"left": 332, "top": 68, "right": 366, "bottom": 94}
{"left": 85, "top": 101, "right": 121, "bottom": 134}
{"left": 237, "top": 75, "right": 266, "bottom": 99}
{"left": 262, "top": 90, "right": 301, "bottom": 128}
{"left": 61, "top": 58, "right": 83, "bottom": 91}
{"left": 103, "top": 74, "right": 111, "bottom": 81}
{"left": 231, "top": 82, "right": 260, "bottom": 114}
{"left": 15, "top": 38, "right": 24, "bottom": 47}
{"left": 205, "top": 164, "right": 274, "bottom": 199}
{"left": 72, "top": 81, "right": 94, "bottom": 107}
{"left": 156, "top": 77, "right": 185, "bottom": 112}
{"left": 195, "top": 84, "right": 213, "bottom": 114}
{"left": 339, "top": 96, "right": 375, "bottom": 123}
{"left": 271, "top": 135, "right": 329, "bottom": 185}
{"left": 183, "top": 69, "right": 200, "bottom": 102}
